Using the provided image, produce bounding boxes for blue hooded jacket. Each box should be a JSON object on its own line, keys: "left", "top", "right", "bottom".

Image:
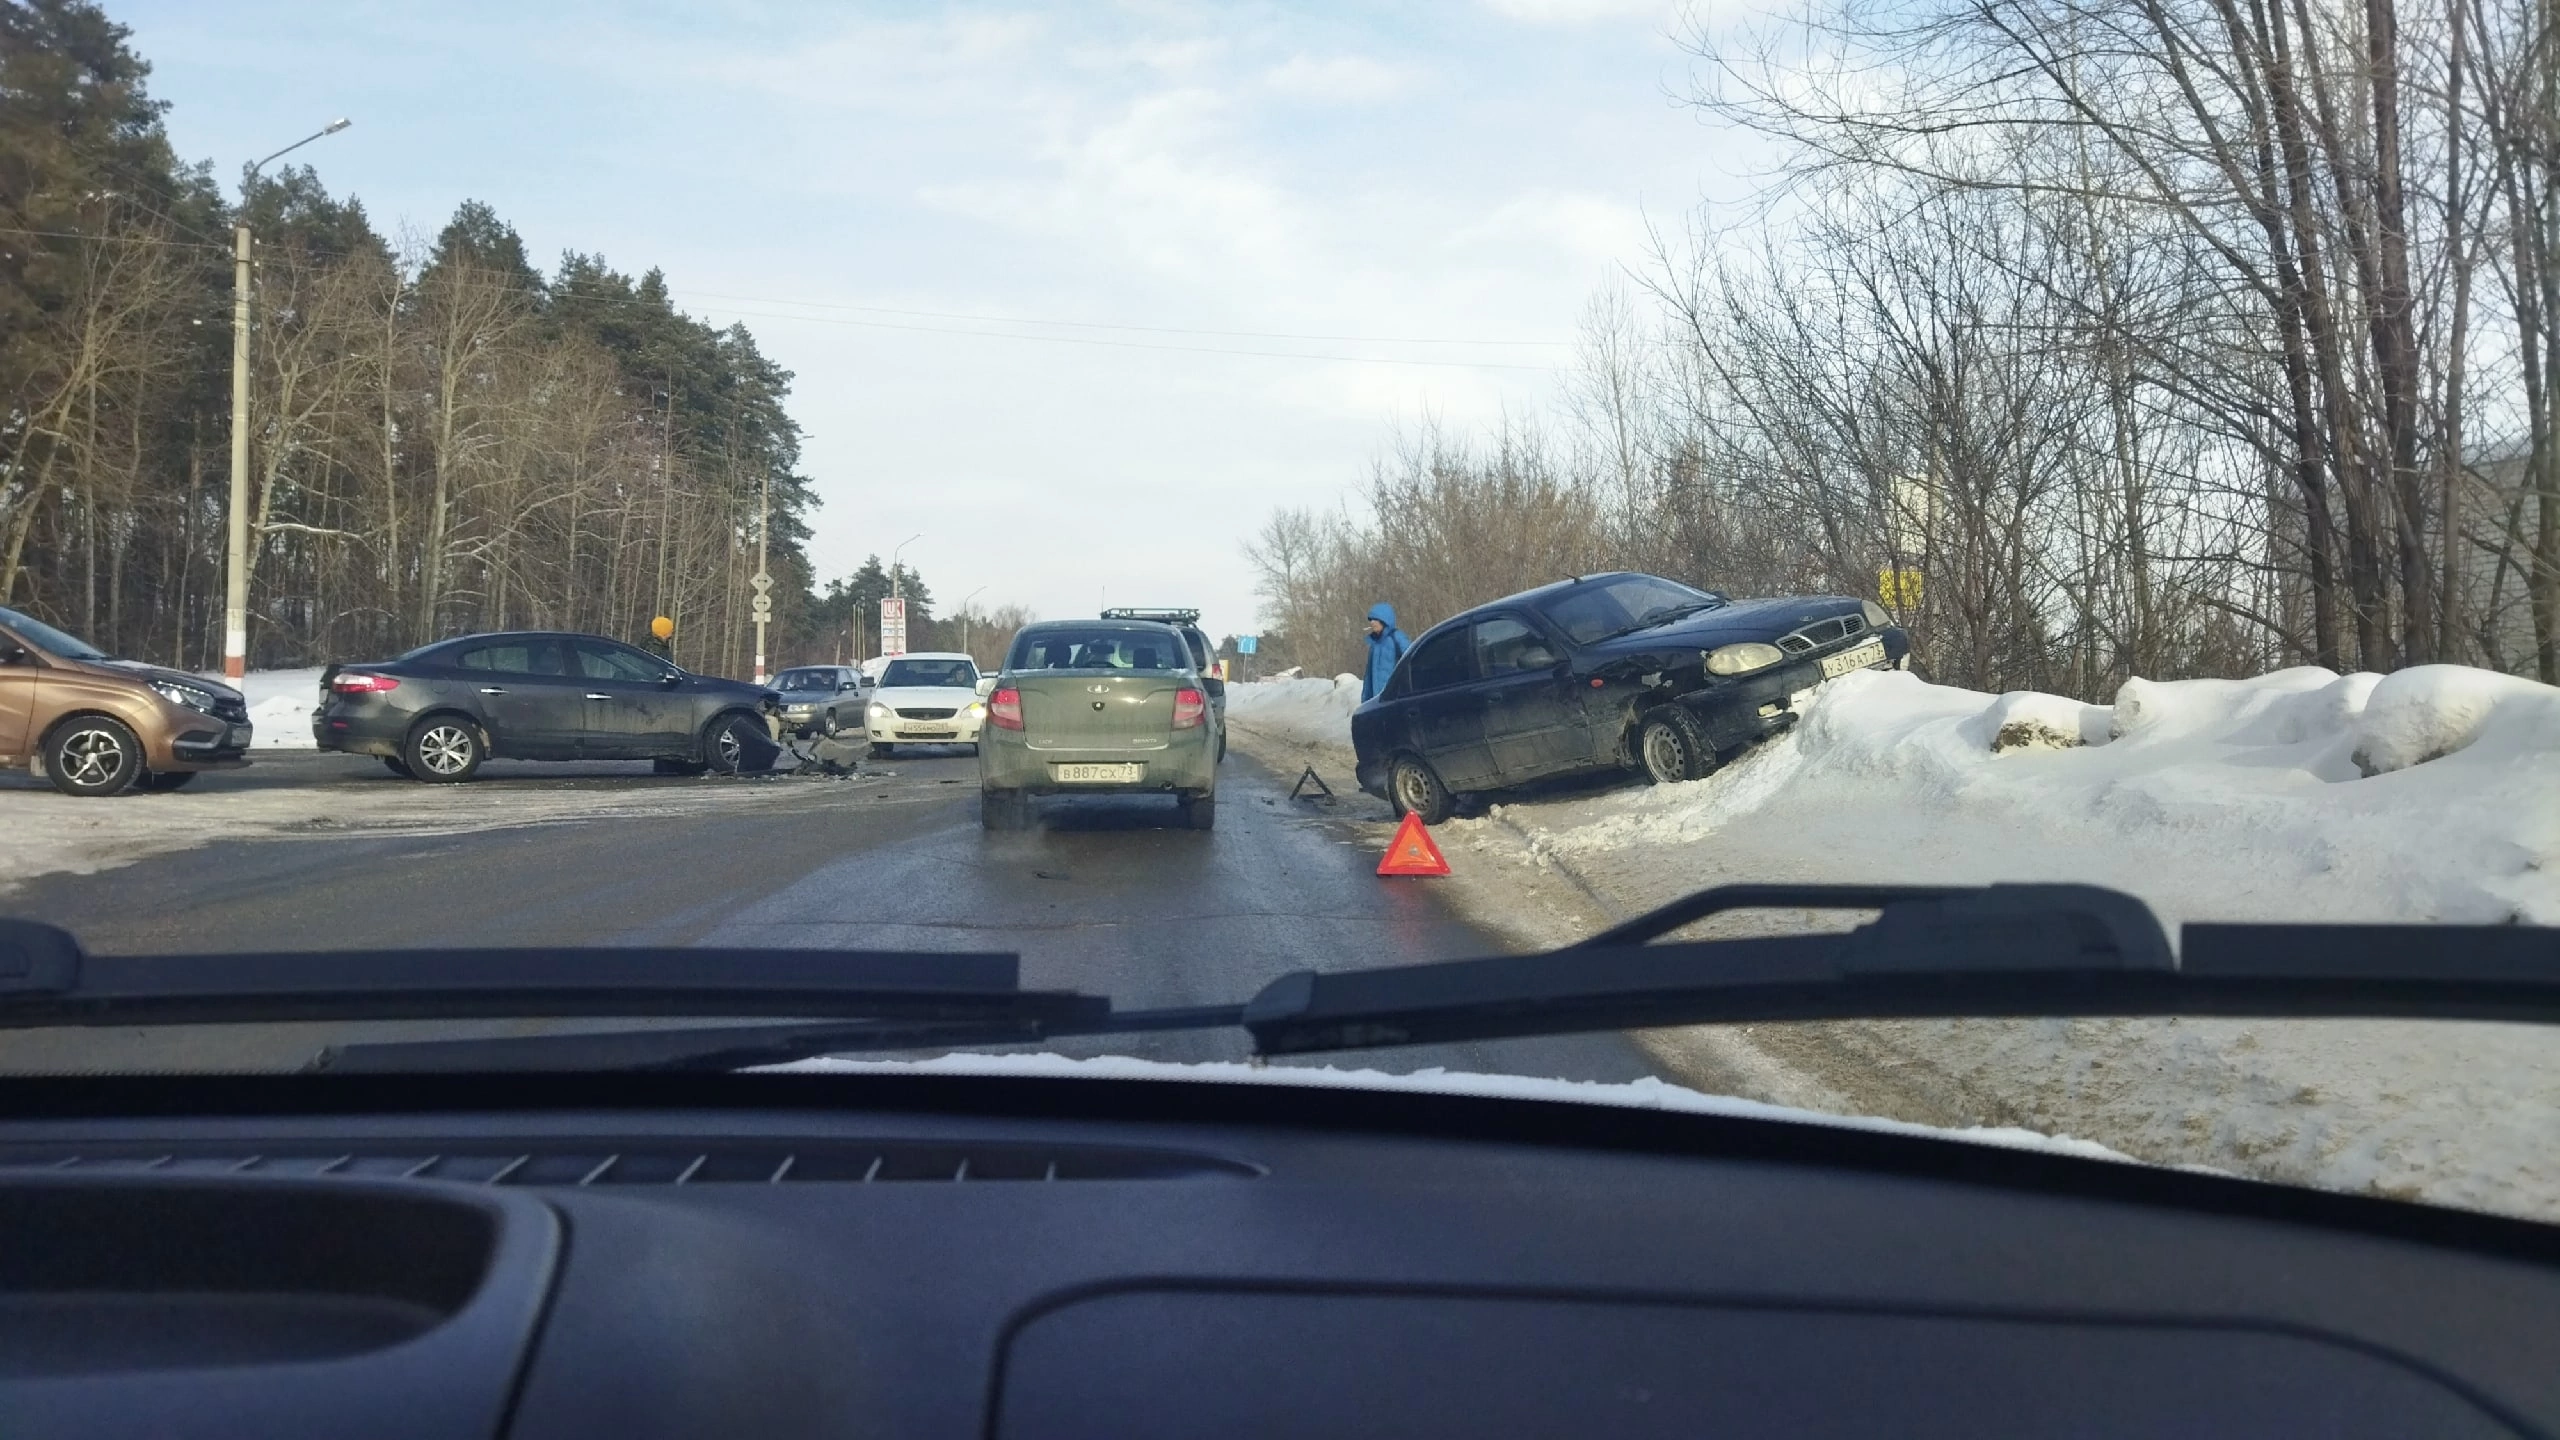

{"left": 1361, "top": 602, "right": 1410, "bottom": 702}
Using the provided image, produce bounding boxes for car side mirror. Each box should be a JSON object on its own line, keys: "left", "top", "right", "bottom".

{"left": 658, "top": 671, "right": 683, "bottom": 688}
{"left": 974, "top": 676, "right": 996, "bottom": 696}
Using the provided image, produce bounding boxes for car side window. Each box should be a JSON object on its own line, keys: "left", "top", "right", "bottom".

{"left": 1403, "top": 627, "right": 1471, "bottom": 693}
{"left": 572, "top": 640, "right": 666, "bottom": 683}
{"left": 456, "top": 641, "right": 564, "bottom": 676}
{"left": 1474, "top": 616, "right": 1559, "bottom": 677}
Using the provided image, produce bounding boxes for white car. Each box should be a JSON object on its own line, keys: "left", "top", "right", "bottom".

{"left": 861, "top": 652, "right": 988, "bottom": 756}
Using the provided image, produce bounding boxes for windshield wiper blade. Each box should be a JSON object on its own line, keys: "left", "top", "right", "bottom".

{"left": 0, "top": 921, "right": 1100, "bottom": 1028}
{"left": 1239, "top": 884, "right": 2560, "bottom": 1056}
{"left": 313, "top": 1005, "right": 1245, "bottom": 1074}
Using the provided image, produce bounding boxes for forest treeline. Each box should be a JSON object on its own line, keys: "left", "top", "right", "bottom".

{"left": 1253, "top": 0, "right": 2559, "bottom": 696}
{"left": 1, "top": 0, "right": 887, "bottom": 675}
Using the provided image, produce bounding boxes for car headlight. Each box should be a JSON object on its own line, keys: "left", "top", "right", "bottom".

{"left": 967, "top": 702, "right": 986, "bottom": 717}
{"left": 867, "top": 702, "right": 890, "bottom": 718}
{"left": 1861, "top": 600, "right": 1891, "bottom": 628}
{"left": 1703, "top": 642, "right": 1785, "bottom": 676}
{"left": 150, "top": 679, "right": 220, "bottom": 713}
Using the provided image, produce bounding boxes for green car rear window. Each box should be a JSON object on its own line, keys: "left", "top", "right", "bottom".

{"left": 1008, "top": 627, "right": 1185, "bottom": 672}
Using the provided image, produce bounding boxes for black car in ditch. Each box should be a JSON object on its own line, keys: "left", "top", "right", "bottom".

{"left": 1352, "top": 572, "right": 1909, "bottom": 822}
{"left": 312, "top": 631, "right": 780, "bottom": 782}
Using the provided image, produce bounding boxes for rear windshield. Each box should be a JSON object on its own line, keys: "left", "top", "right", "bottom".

{"left": 879, "top": 658, "right": 977, "bottom": 688}
{"left": 1007, "top": 627, "right": 1185, "bottom": 672}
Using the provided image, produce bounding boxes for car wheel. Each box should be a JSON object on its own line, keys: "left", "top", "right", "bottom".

{"left": 1178, "top": 791, "right": 1217, "bottom": 830}
{"left": 1388, "top": 754, "right": 1454, "bottom": 825}
{"left": 404, "top": 716, "right": 484, "bottom": 783}
{"left": 704, "top": 712, "right": 776, "bottom": 775}
{"left": 41, "top": 716, "right": 145, "bottom": 797}
{"left": 653, "top": 756, "right": 708, "bottom": 777}
{"left": 980, "top": 789, "right": 1028, "bottom": 830}
{"left": 135, "top": 769, "right": 199, "bottom": 793}
{"left": 1636, "top": 705, "right": 1716, "bottom": 785}
{"left": 1216, "top": 730, "right": 1227, "bottom": 764}
{"left": 382, "top": 756, "right": 412, "bottom": 778}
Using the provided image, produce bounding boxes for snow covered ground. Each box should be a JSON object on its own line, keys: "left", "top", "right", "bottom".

{"left": 218, "top": 668, "right": 324, "bottom": 750}
{"left": 1220, "top": 665, "right": 2560, "bottom": 1220}
{"left": 1225, "top": 672, "right": 1363, "bottom": 774}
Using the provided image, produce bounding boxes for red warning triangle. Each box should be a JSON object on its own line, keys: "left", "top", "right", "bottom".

{"left": 1377, "top": 811, "right": 1452, "bottom": 877}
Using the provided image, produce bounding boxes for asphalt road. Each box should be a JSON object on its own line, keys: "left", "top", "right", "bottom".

{"left": 1, "top": 746, "right": 1660, "bottom": 1083}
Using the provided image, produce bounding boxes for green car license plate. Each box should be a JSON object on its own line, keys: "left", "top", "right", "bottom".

{"left": 1053, "top": 763, "right": 1143, "bottom": 783}
{"left": 1819, "top": 639, "right": 1887, "bottom": 679}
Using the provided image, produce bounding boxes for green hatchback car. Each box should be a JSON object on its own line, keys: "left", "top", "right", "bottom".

{"left": 979, "top": 620, "right": 1218, "bottom": 830}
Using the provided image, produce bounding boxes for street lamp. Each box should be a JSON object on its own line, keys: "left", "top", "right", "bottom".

{"left": 224, "top": 118, "right": 351, "bottom": 682}
{"left": 958, "top": 584, "right": 987, "bottom": 658}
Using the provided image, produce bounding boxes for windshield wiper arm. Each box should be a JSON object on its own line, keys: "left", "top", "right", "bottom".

{"left": 1238, "top": 884, "right": 2560, "bottom": 1056}
{"left": 1590, "top": 600, "right": 1721, "bottom": 643}
{"left": 0, "top": 922, "right": 1101, "bottom": 1028}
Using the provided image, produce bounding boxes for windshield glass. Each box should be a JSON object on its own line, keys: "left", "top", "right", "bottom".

{"left": 1007, "top": 628, "right": 1184, "bottom": 671}
{"left": 3, "top": 0, "right": 2552, "bottom": 1232}
{"left": 878, "top": 658, "right": 977, "bottom": 688}
{"left": 0, "top": 605, "right": 109, "bottom": 660}
{"left": 1534, "top": 576, "right": 1720, "bottom": 645}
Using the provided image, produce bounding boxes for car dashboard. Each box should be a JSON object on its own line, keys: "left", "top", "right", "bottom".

{"left": 3, "top": 1072, "right": 2555, "bottom": 1439}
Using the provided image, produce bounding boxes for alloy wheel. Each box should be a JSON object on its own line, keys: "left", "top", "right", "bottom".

{"left": 416, "top": 724, "right": 476, "bottom": 777}
{"left": 59, "top": 726, "right": 130, "bottom": 788}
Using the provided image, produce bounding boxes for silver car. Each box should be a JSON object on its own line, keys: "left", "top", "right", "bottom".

{"left": 978, "top": 620, "right": 1218, "bottom": 830}
{"left": 769, "top": 665, "right": 864, "bottom": 739}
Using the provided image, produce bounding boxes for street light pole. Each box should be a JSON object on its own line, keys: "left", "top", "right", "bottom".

{"left": 224, "top": 118, "right": 350, "bottom": 682}
{"left": 958, "top": 584, "right": 987, "bottom": 659}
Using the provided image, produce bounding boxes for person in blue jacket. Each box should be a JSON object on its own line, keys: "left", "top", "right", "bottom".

{"left": 1361, "top": 602, "right": 1410, "bottom": 702}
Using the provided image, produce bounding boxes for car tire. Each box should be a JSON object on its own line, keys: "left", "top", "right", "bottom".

{"left": 704, "top": 711, "right": 776, "bottom": 775}
{"left": 1636, "top": 705, "right": 1716, "bottom": 785}
{"left": 653, "top": 757, "right": 708, "bottom": 777}
{"left": 1216, "top": 730, "right": 1227, "bottom": 764}
{"left": 382, "top": 756, "right": 412, "bottom": 778}
{"left": 980, "top": 789, "right": 1028, "bottom": 830}
{"left": 403, "top": 715, "right": 484, "bottom": 783}
{"left": 1178, "top": 791, "right": 1217, "bottom": 830}
{"left": 135, "top": 769, "right": 198, "bottom": 793}
{"left": 1388, "top": 754, "right": 1454, "bottom": 825}
{"left": 40, "top": 715, "right": 145, "bottom": 797}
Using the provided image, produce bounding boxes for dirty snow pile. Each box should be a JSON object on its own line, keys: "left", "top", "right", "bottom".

{"left": 1225, "top": 674, "right": 1364, "bottom": 764}
{"left": 220, "top": 668, "right": 324, "bottom": 750}
{"left": 1442, "top": 663, "right": 2560, "bottom": 1218}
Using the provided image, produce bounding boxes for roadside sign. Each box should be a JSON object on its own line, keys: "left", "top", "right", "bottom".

{"left": 880, "top": 596, "right": 907, "bottom": 657}
{"left": 1879, "top": 568, "right": 1924, "bottom": 610}
{"left": 1236, "top": 635, "right": 1258, "bottom": 655}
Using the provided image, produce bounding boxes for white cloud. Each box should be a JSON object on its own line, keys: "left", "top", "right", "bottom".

{"left": 1478, "top": 0, "right": 1676, "bottom": 23}
{"left": 1262, "top": 52, "right": 1419, "bottom": 104}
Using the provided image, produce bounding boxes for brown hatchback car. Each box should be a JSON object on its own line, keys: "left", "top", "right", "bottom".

{"left": 0, "top": 606, "right": 252, "bottom": 796}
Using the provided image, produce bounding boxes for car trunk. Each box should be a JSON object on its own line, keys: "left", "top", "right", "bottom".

{"left": 1012, "top": 672, "right": 1180, "bottom": 751}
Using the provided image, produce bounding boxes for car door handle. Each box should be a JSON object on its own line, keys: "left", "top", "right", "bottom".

{"left": 585, "top": 693, "right": 612, "bottom": 701}
{"left": 477, "top": 686, "right": 507, "bottom": 694}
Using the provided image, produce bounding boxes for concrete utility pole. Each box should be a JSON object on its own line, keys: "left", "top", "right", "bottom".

{"left": 224, "top": 119, "right": 350, "bottom": 682}
{"left": 958, "top": 584, "right": 986, "bottom": 659}
{"left": 750, "top": 464, "right": 773, "bottom": 682}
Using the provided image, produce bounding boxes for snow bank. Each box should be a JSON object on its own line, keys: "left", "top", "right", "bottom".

{"left": 1225, "top": 674, "right": 1363, "bottom": 761}
{"left": 221, "top": 668, "right": 323, "bottom": 750}
{"left": 1502, "top": 664, "right": 2560, "bottom": 928}
{"left": 777, "top": 1051, "right": 2137, "bottom": 1163}
{"left": 1433, "top": 663, "right": 2560, "bottom": 1218}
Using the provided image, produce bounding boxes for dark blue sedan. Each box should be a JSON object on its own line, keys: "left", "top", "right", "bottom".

{"left": 1351, "top": 572, "right": 1909, "bottom": 822}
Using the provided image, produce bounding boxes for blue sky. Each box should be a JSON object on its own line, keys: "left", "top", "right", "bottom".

{"left": 120, "top": 0, "right": 1751, "bottom": 639}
